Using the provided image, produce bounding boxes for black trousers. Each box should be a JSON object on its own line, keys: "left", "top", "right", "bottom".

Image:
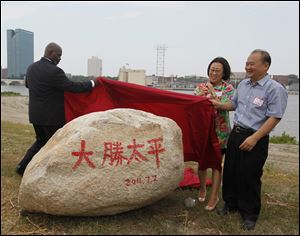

{"left": 17, "top": 124, "right": 62, "bottom": 174}
{"left": 222, "top": 127, "right": 269, "bottom": 222}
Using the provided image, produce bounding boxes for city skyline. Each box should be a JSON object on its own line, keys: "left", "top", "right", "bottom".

{"left": 1, "top": 1, "right": 299, "bottom": 77}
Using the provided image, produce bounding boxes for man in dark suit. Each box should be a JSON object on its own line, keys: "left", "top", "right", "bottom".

{"left": 16, "top": 42, "right": 100, "bottom": 176}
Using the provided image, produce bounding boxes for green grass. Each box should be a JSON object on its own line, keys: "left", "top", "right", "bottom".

{"left": 1, "top": 91, "right": 22, "bottom": 96}
{"left": 1, "top": 121, "right": 299, "bottom": 235}
{"left": 270, "top": 132, "right": 298, "bottom": 145}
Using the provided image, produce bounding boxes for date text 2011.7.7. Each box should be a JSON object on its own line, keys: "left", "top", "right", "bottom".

{"left": 124, "top": 175, "right": 157, "bottom": 187}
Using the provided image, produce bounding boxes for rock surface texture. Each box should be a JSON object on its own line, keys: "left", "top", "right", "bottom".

{"left": 18, "top": 108, "right": 184, "bottom": 216}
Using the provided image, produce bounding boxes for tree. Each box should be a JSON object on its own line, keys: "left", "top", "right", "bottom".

{"left": 288, "top": 74, "right": 299, "bottom": 85}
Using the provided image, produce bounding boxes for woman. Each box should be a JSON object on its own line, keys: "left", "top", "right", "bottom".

{"left": 194, "top": 57, "right": 234, "bottom": 211}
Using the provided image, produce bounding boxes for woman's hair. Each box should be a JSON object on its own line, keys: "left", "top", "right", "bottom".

{"left": 207, "top": 57, "right": 231, "bottom": 81}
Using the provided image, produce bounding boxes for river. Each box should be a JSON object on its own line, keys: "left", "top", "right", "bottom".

{"left": 1, "top": 85, "right": 299, "bottom": 141}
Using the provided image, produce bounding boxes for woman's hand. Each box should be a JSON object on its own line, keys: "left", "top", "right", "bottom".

{"left": 206, "top": 82, "right": 218, "bottom": 99}
{"left": 195, "top": 83, "right": 209, "bottom": 96}
{"left": 206, "top": 82, "right": 214, "bottom": 91}
{"left": 209, "top": 99, "right": 221, "bottom": 108}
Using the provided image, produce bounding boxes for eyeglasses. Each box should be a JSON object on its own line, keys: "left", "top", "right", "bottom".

{"left": 209, "top": 68, "right": 222, "bottom": 74}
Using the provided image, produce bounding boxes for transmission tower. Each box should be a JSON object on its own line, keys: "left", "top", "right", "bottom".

{"left": 155, "top": 44, "right": 168, "bottom": 77}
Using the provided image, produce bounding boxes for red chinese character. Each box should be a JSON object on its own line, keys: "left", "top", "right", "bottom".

{"left": 127, "top": 139, "right": 148, "bottom": 165}
{"left": 147, "top": 137, "right": 165, "bottom": 168}
{"left": 71, "top": 140, "right": 95, "bottom": 170}
{"left": 102, "top": 142, "right": 128, "bottom": 167}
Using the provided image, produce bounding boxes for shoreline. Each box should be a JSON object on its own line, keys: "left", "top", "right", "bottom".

{"left": 1, "top": 86, "right": 300, "bottom": 96}
{"left": 1, "top": 95, "right": 299, "bottom": 140}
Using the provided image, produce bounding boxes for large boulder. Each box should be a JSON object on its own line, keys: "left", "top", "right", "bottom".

{"left": 18, "top": 108, "right": 184, "bottom": 216}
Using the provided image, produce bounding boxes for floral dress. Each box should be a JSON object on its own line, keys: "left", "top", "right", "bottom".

{"left": 194, "top": 81, "right": 234, "bottom": 149}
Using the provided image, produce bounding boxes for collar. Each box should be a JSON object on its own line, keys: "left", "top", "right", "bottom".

{"left": 42, "top": 57, "right": 55, "bottom": 64}
{"left": 246, "top": 74, "right": 270, "bottom": 87}
{"left": 257, "top": 74, "right": 270, "bottom": 86}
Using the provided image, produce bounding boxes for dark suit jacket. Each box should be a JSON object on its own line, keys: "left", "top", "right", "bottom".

{"left": 26, "top": 57, "right": 93, "bottom": 126}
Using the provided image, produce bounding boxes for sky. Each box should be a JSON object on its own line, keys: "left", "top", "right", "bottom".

{"left": 1, "top": 1, "right": 299, "bottom": 77}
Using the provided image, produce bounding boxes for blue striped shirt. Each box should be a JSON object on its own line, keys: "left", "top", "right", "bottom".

{"left": 231, "top": 74, "right": 288, "bottom": 131}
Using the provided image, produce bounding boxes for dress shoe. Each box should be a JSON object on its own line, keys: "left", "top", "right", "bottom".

{"left": 242, "top": 219, "right": 256, "bottom": 230}
{"left": 205, "top": 197, "right": 219, "bottom": 211}
{"left": 20, "top": 209, "right": 29, "bottom": 216}
{"left": 15, "top": 165, "right": 24, "bottom": 176}
{"left": 198, "top": 189, "right": 206, "bottom": 202}
{"left": 216, "top": 205, "right": 237, "bottom": 215}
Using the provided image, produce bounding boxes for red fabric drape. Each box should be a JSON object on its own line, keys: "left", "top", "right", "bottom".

{"left": 64, "top": 77, "right": 222, "bottom": 177}
{"left": 179, "top": 168, "right": 212, "bottom": 188}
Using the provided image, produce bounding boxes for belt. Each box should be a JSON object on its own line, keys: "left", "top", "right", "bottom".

{"left": 233, "top": 125, "right": 256, "bottom": 134}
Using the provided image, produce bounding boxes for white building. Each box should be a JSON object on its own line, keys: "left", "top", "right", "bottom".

{"left": 146, "top": 75, "right": 157, "bottom": 87}
{"left": 87, "top": 56, "right": 102, "bottom": 77}
{"left": 118, "top": 66, "right": 146, "bottom": 86}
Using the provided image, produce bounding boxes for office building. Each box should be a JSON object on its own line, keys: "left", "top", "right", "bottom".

{"left": 87, "top": 56, "right": 102, "bottom": 77}
{"left": 118, "top": 66, "right": 146, "bottom": 86}
{"left": 7, "top": 29, "right": 34, "bottom": 79}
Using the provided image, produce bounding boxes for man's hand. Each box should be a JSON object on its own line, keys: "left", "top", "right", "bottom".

{"left": 209, "top": 99, "right": 234, "bottom": 111}
{"left": 239, "top": 135, "right": 258, "bottom": 151}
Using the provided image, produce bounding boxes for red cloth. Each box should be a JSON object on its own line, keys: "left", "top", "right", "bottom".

{"left": 64, "top": 77, "right": 222, "bottom": 174}
{"left": 178, "top": 168, "right": 212, "bottom": 188}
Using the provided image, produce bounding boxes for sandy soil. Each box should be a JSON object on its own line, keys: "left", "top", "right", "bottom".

{"left": 1, "top": 96, "right": 29, "bottom": 125}
{"left": 267, "top": 143, "right": 298, "bottom": 173}
{"left": 1, "top": 96, "right": 298, "bottom": 173}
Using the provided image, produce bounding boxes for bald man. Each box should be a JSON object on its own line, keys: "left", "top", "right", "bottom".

{"left": 16, "top": 42, "right": 100, "bottom": 176}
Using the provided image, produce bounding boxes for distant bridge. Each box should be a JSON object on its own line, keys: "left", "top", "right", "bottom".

{"left": 1, "top": 79, "right": 25, "bottom": 86}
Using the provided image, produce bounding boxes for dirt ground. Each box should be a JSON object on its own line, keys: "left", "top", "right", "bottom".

{"left": 1, "top": 96, "right": 299, "bottom": 174}
{"left": 267, "top": 143, "right": 298, "bottom": 173}
{"left": 1, "top": 96, "right": 29, "bottom": 125}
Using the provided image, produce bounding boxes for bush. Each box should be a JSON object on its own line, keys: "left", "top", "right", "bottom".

{"left": 270, "top": 132, "right": 298, "bottom": 144}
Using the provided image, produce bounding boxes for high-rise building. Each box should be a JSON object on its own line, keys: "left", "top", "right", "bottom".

{"left": 87, "top": 56, "right": 102, "bottom": 77}
{"left": 7, "top": 29, "right": 34, "bottom": 79}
